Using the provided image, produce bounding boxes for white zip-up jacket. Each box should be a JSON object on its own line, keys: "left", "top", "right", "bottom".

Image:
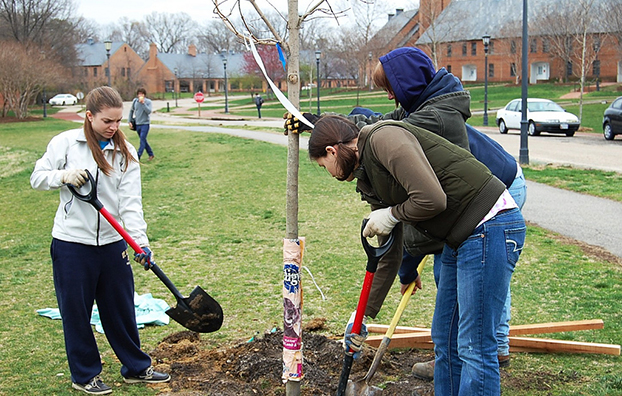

{"left": 30, "top": 128, "right": 149, "bottom": 247}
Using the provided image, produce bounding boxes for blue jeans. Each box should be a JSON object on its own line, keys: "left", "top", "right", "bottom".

{"left": 497, "top": 167, "right": 527, "bottom": 356}
{"left": 432, "top": 208, "right": 525, "bottom": 396}
{"left": 135, "top": 124, "right": 153, "bottom": 159}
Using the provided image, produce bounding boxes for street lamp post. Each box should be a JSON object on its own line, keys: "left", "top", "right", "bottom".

{"left": 315, "top": 50, "right": 321, "bottom": 114}
{"left": 482, "top": 34, "right": 490, "bottom": 126}
{"left": 174, "top": 68, "right": 178, "bottom": 108}
{"left": 368, "top": 51, "right": 373, "bottom": 92}
{"left": 223, "top": 57, "right": 229, "bottom": 114}
{"left": 104, "top": 40, "right": 112, "bottom": 87}
{"left": 42, "top": 87, "right": 47, "bottom": 118}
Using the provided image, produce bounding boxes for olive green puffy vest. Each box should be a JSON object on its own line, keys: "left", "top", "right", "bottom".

{"left": 355, "top": 121, "right": 505, "bottom": 250}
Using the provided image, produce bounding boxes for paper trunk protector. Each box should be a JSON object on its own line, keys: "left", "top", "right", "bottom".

{"left": 282, "top": 238, "right": 305, "bottom": 382}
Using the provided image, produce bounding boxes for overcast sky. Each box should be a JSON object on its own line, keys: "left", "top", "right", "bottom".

{"left": 75, "top": 0, "right": 418, "bottom": 27}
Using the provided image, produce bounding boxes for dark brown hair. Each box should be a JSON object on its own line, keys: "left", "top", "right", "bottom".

{"left": 84, "top": 86, "right": 137, "bottom": 175}
{"left": 137, "top": 87, "right": 147, "bottom": 96}
{"left": 308, "top": 115, "right": 359, "bottom": 181}
{"left": 372, "top": 61, "right": 399, "bottom": 108}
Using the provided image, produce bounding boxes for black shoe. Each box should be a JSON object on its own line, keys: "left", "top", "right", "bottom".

{"left": 123, "top": 366, "right": 170, "bottom": 384}
{"left": 72, "top": 376, "right": 112, "bottom": 394}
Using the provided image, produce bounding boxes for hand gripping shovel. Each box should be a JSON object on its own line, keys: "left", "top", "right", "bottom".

{"left": 346, "top": 255, "right": 429, "bottom": 396}
{"left": 336, "top": 219, "right": 396, "bottom": 396}
{"left": 67, "top": 170, "right": 223, "bottom": 333}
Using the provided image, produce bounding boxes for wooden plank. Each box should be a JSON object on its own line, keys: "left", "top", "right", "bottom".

{"left": 365, "top": 334, "right": 620, "bottom": 356}
{"left": 367, "top": 319, "right": 604, "bottom": 336}
{"left": 509, "top": 337, "right": 621, "bottom": 356}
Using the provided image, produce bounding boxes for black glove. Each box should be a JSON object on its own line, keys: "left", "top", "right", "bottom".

{"left": 283, "top": 112, "right": 318, "bottom": 135}
{"left": 134, "top": 246, "right": 154, "bottom": 270}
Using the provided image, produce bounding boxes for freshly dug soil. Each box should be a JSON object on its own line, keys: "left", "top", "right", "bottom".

{"left": 150, "top": 326, "right": 435, "bottom": 396}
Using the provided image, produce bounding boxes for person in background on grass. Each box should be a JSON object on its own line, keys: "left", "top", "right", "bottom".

{"left": 285, "top": 47, "right": 526, "bottom": 376}
{"left": 308, "top": 114, "right": 526, "bottom": 396}
{"left": 254, "top": 92, "right": 264, "bottom": 118}
{"left": 30, "top": 86, "right": 169, "bottom": 395}
{"left": 128, "top": 88, "right": 154, "bottom": 161}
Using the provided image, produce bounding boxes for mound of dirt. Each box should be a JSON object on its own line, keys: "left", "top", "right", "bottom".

{"left": 150, "top": 327, "right": 435, "bottom": 396}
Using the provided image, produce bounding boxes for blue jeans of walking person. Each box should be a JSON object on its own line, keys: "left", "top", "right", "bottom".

{"left": 135, "top": 124, "right": 153, "bottom": 160}
{"left": 432, "top": 208, "right": 526, "bottom": 395}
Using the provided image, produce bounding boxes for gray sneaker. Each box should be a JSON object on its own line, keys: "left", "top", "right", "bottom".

{"left": 412, "top": 359, "right": 435, "bottom": 381}
{"left": 72, "top": 376, "right": 112, "bottom": 394}
{"left": 123, "top": 366, "right": 170, "bottom": 384}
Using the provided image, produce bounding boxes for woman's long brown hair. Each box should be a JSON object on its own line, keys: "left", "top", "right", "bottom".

{"left": 83, "top": 86, "right": 137, "bottom": 176}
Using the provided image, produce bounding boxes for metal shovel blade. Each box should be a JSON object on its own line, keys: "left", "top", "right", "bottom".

{"left": 346, "top": 378, "right": 383, "bottom": 396}
{"left": 165, "top": 285, "right": 224, "bottom": 333}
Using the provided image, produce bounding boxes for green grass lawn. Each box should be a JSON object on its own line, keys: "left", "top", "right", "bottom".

{"left": 1, "top": 119, "right": 621, "bottom": 395}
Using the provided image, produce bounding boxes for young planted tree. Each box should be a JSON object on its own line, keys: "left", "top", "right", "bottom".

{"left": 211, "top": 1, "right": 347, "bottom": 394}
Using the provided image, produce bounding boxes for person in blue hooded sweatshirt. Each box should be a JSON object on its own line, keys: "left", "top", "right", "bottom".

{"left": 286, "top": 47, "right": 526, "bottom": 390}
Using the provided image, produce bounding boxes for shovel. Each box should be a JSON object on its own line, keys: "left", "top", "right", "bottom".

{"left": 67, "top": 170, "right": 223, "bottom": 333}
{"left": 336, "top": 219, "right": 396, "bottom": 396}
{"left": 346, "top": 255, "right": 429, "bottom": 396}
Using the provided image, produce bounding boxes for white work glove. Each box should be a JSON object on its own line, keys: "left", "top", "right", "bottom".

{"left": 363, "top": 207, "right": 399, "bottom": 238}
{"left": 61, "top": 169, "right": 88, "bottom": 187}
{"left": 343, "top": 310, "right": 368, "bottom": 359}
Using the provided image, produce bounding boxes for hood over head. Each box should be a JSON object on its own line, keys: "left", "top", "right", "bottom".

{"left": 379, "top": 47, "right": 436, "bottom": 112}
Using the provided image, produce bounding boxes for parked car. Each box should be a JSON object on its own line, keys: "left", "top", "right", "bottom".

{"left": 602, "top": 96, "right": 622, "bottom": 140}
{"left": 496, "top": 98, "right": 580, "bottom": 137}
{"left": 49, "top": 94, "right": 78, "bottom": 106}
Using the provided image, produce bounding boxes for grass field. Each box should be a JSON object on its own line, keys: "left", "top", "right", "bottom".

{"left": 0, "top": 118, "right": 621, "bottom": 395}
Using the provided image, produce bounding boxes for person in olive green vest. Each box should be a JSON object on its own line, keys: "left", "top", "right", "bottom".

{"left": 308, "top": 115, "right": 526, "bottom": 396}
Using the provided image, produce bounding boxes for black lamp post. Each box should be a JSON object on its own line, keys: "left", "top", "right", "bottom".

{"left": 42, "top": 87, "right": 47, "bottom": 118}
{"left": 223, "top": 57, "right": 229, "bottom": 114}
{"left": 519, "top": 0, "right": 530, "bottom": 165}
{"left": 315, "top": 50, "right": 321, "bottom": 114}
{"left": 104, "top": 40, "right": 112, "bottom": 87}
{"left": 368, "top": 51, "right": 373, "bottom": 92}
{"left": 174, "top": 68, "right": 178, "bottom": 107}
{"left": 482, "top": 34, "right": 490, "bottom": 126}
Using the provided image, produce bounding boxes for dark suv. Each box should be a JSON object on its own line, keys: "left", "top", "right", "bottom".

{"left": 603, "top": 96, "right": 622, "bottom": 140}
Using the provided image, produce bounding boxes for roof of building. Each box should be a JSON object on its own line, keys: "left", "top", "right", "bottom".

{"left": 76, "top": 40, "right": 124, "bottom": 66}
{"left": 156, "top": 52, "right": 244, "bottom": 79}
{"left": 372, "top": 9, "right": 419, "bottom": 48}
{"left": 417, "top": 0, "right": 612, "bottom": 44}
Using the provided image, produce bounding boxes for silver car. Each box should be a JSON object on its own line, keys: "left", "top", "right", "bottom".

{"left": 496, "top": 98, "right": 580, "bottom": 137}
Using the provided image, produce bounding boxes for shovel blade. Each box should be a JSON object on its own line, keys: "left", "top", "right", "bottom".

{"left": 346, "top": 379, "right": 383, "bottom": 396}
{"left": 165, "top": 286, "right": 223, "bottom": 333}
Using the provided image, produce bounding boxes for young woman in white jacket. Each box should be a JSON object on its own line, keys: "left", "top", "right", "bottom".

{"left": 30, "top": 86, "right": 169, "bottom": 395}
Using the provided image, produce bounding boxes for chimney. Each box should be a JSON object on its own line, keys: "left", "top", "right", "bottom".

{"left": 388, "top": 13, "right": 395, "bottom": 21}
{"left": 149, "top": 43, "right": 158, "bottom": 59}
{"left": 396, "top": 8, "right": 404, "bottom": 16}
{"left": 188, "top": 44, "right": 197, "bottom": 57}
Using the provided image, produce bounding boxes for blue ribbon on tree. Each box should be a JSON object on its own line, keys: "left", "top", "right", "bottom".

{"left": 276, "top": 42, "right": 287, "bottom": 71}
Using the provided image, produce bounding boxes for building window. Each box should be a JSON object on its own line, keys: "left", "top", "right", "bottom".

{"left": 489, "top": 42, "right": 494, "bottom": 54}
{"left": 127, "top": 68, "right": 131, "bottom": 77}
{"left": 489, "top": 63, "right": 494, "bottom": 78}
{"left": 593, "top": 36, "right": 601, "bottom": 52}
{"left": 566, "top": 61, "right": 573, "bottom": 77}
{"left": 462, "top": 43, "right": 467, "bottom": 56}
{"left": 510, "top": 63, "right": 517, "bottom": 77}
{"left": 93, "top": 67, "right": 98, "bottom": 77}
{"left": 471, "top": 42, "right": 477, "bottom": 56}
{"left": 84, "top": 68, "right": 88, "bottom": 77}
{"left": 530, "top": 39, "right": 537, "bottom": 53}
{"left": 447, "top": 44, "right": 452, "bottom": 57}
{"left": 593, "top": 59, "right": 601, "bottom": 76}
{"left": 121, "top": 68, "right": 125, "bottom": 77}
{"left": 105, "top": 67, "right": 109, "bottom": 77}
{"left": 510, "top": 41, "right": 516, "bottom": 54}
{"left": 543, "top": 38, "right": 550, "bottom": 53}
{"left": 447, "top": 65, "right": 452, "bottom": 73}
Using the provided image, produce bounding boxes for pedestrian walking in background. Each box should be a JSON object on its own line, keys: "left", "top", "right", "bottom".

{"left": 30, "top": 86, "right": 169, "bottom": 395}
{"left": 128, "top": 88, "right": 154, "bottom": 161}
{"left": 254, "top": 93, "right": 264, "bottom": 118}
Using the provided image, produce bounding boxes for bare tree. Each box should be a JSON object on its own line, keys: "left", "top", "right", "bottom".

{"left": 106, "top": 18, "right": 150, "bottom": 58}
{"left": 143, "top": 12, "right": 197, "bottom": 53}
{"left": 0, "top": 40, "right": 63, "bottom": 118}
{"left": 498, "top": 20, "right": 524, "bottom": 85}
{"left": 197, "top": 19, "right": 245, "bottom": 54}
